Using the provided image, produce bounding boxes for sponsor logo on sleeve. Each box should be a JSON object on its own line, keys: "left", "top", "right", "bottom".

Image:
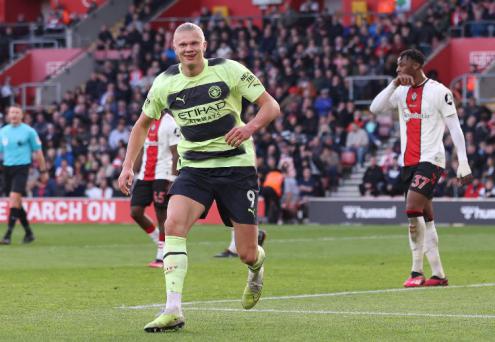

{"left": 240, "top": 72, "right": 261, "bottom": 88}
{"left": 445, "top": 93, "right": 453, "bottom": 105}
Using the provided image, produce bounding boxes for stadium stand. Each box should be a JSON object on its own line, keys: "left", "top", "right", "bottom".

{"left": 0, "top": 1, "right": 494, "bottom": 218}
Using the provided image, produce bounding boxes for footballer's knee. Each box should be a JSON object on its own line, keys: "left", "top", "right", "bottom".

{"left": 165, "top": 215, "right": 187, "bottom": 237}
{"left": 130, "top": 206, "right": 144, "bottom": 221}
{"left": 238, "top": 245, "right": 258, "bottom": 265}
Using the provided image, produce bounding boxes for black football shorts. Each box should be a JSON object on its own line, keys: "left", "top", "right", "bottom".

{"left": 3, "top": 164, "right": 30, "bottom": 195}
{"left": 131, "top": 179, "right": 172, "bottom": 209}
{"left": 169, "top": 166, "right": 259, "bottom": 227}
{"left": 401, "top": 162, "right": 443, "bottom": 200}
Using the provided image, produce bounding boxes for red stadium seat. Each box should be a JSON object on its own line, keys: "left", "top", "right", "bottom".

{"left": 341, "top": 150, "right": 356, "bottom": 167}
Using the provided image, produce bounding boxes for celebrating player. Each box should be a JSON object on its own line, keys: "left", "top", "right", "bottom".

{"left": 370, "top": 49, "right": 472, "bottom": 287}
{"left": 0, "top": 105, "right": 48, "bottom": 245}
{"left": 118, "top": 23, "right": 280, "bottom": 332}
{"left": 130, "top": 113, "right": 179, "bottom": 268}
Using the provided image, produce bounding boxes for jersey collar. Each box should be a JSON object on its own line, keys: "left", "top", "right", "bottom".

{"left": 412, "top": 78, "right": 429, "bottom": 88}
{"left": 179, "top": 58, "right": 209, "bottom": 80}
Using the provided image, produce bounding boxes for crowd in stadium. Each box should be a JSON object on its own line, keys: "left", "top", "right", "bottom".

{"left": 1, "top": 1, "right": 495, "bottom": 219}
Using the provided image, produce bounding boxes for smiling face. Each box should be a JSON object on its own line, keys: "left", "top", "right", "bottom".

{"left": 173, "top": 25, "right": 207, "bottom": 71}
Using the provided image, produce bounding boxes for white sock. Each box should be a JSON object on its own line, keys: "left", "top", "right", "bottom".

{"left": 423, "top": 220, "right": 446, "bottom": 278}
{"left": 148, "top": 228, "right": 159, "bottom": 244}
{"left": 156, "top": 240, "right": 164, "bottom": 261}
{"left": 408, "top": 216, "right": 426, "bottom": 274}
{"left": 228, "top": 229, "right": 237, "bottom": 254}
{"left": 165, "top": 291, "right": 182, "bottom": 313}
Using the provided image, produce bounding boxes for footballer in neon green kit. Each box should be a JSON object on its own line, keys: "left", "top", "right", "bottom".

{"left": 118, "top": 22, "right": 281, "bottom": 332}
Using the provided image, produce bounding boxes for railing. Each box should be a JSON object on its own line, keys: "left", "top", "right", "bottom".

{"left": 449, "top": 20, "right": 495, "bottom": 38}
{"left": 450, "top": 73, "right": 495, "bottom": 105}
{"left": 9, "top": 39, "right": 59, "bottom": 62}
{"left": 346, "top": 75, "right": 393, "bottom": 106}
{"left": 18, "top": 82, "right": 61, "bottom": 111}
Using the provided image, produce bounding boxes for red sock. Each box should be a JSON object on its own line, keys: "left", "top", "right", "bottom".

{"left": 144, "top": 225, "right": 155, "bottom": 234}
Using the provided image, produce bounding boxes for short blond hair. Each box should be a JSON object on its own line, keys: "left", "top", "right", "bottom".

{"left": 174, "top": 22, "right": 205, "bottom": 42}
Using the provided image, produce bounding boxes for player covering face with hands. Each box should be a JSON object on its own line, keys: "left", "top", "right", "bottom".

{"left": 370, "top": 49, "right": 472, "bottom": 287}
{"left": 118, "top": 22, "right": 280, "bottom": 332}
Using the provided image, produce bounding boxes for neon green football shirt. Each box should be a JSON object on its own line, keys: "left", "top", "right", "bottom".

{"left": 142, "top": 58, "right": 265, "bottom": 169}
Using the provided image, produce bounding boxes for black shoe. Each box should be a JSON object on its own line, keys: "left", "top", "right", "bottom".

{"left": 22, "top": 234, "right": 35, "bottom": 244}
{"left": 1, "top": 237, "right": 11, "bottom": 245}
{"left": 214, "top": 249, "right": 238, "bottom": 258}
{"left": 257, "top": 230, "right": 266, "bottom": 247}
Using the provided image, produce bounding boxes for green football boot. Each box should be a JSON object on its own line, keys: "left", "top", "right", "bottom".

{"left": 144, "top": 310, "right": 185, "bottom": 333}
{"left": 241, "top": 249, "right": 265, "bottom": 309}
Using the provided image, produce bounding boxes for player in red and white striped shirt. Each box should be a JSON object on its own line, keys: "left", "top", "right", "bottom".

{"left": 130, "top": 113, "right": 180, "bottom": 268}
{"left": 371, "top": 49, "right": 472, "bottom": 287}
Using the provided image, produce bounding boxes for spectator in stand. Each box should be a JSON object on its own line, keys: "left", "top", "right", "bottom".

{"left": 316, "top": 146, "right": 340, "bottom": 192}
{"left": 1, "top": 77, "right": 13, "bottom": 113}
{"left": 384, "top": 157, "right": 402, "bottom": 196}
{"left": 479, "top": 178, "right": 495, "bottom": 198}
{"left": 98, "top": 25, "right": 115, "bottom": 48}
{"left": 54, "top": 144, "right": 74, "bottom": 168}
{"left": 464, "top": 178, "right": 483, "bottom": 198}
{"left": 346, "top": 123, "right": 369, "bottom": 167}
{"left": 359, "top": 157, "right": 385, "bottom": 197}
{"left": 85, "top": 181, "right": 102, "bottom": 199}
{"left": 55, "top": 159, "right": 74, "bottom": 178}
{"left": 261, "top": 160, "right": 284, "bottom": 224}
{"left": 280, "top": 164, "right": 300, "bottom": 223}
{"left": 379, "top": 146, "right": 397, "bottom": 172}
{"left": 108, "top": 119, "right": 130, "bottom": 150}
{"left": 298, "top": 167, "right": 316, "bottom": 221}
{"left": 100, "top": 178, "right": 113, "bottom": 198}
{"left": 313, "top": 88, "right": 332, "bottom": 117}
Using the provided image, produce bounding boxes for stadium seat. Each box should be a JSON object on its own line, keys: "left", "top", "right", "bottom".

{"left": 340, "top": 150, "right": 357, "bottom": 176}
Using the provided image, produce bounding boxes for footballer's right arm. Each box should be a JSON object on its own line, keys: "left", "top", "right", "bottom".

{"left": 369, "top": 82, "right": 398, "bottom": 114}
{"left": 119, "top": 113, "right": 153, "bottom": 195}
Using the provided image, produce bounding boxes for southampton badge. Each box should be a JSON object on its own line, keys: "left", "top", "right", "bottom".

{"left": 208, "top": 85, "right": 222, "bottom": 99}
{"left": 411, "top": 92, "right": 417, "bottom": 101}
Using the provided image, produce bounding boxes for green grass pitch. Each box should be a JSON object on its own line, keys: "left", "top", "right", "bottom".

{"left": 1, "top": 223, "right": 494, "bottom": 341}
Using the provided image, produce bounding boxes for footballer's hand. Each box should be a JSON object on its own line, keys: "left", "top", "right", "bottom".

{"left": 394, "top": 75, "right": 414, "bottom": 86}
{"left": 118, "top": 167, "right": 134, "bottom": 196}
{"left": 457, "top": 160, "right": 473, "bottom": 186}
{"left": 225, "top": 125, "right": 254, "bottom": 147}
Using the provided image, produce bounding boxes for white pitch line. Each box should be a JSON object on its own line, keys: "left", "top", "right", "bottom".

{"left": 73, "top": 234, "right": 405, "bottom": 249}
{"left": 184, "top": 307, "right": 495, "bottom": 319}
{"left": 117, "top": 282, "right": 495, "bottom": 310}
{"left": 195, "top": 234, "right": 405, "bottom": 245}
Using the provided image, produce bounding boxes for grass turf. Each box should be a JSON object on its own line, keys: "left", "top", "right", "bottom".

{"left": 1, "top": 223, "right": 494, "bottom": 341}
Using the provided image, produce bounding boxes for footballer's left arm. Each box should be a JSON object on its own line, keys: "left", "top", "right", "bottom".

{"left": 225, "top": 91, "right": 281, "bottom": 147}
{"left": 444, "top": 114, "right": 472, "bottom": 184}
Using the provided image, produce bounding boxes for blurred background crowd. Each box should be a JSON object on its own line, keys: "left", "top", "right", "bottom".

{"left": 0, "top": 0, "right": 494, "bottom": 224}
